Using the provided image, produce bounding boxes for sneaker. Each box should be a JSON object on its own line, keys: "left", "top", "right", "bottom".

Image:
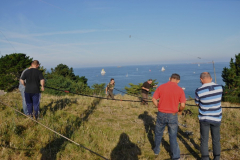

{"left": 38, "top": 111, "right": 42, "bottom": 120}
{"left": 154, "top": 154, "right": 158, "bottom": 158}
{"left": 179, "top": 154, "right": 186, "bottom": 160}
{"left": 28, "top": 114, "right": 33, "bottom": 119}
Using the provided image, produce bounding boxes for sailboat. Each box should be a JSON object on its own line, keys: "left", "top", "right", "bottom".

{"left": 126, "top": 73, "right": 128, "bottom": 77}
{"left": 101, "top": 69, "right": 106, "bottom": 75}
{"left": 161, "top": 67, "right": 165, "bottom": 71}
{"left": 198, "top": 64, "right": 200, "bottom": 67}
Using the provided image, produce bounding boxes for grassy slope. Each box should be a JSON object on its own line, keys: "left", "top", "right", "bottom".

{"left": 0, "top": 90, "right": 240, "bottom": 160}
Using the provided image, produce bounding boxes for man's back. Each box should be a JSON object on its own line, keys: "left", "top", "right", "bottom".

{"left": 21, "top": 68, "right": 44, "bottom": 93}
{"left": 195, "top": 82, "right": 223, "bottom": 123}
{"left": 153, "top": 81, "right": 185, "bottom": 113}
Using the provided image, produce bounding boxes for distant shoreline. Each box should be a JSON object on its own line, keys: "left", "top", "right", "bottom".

{"left": 70, "top": 61, "right": 229, "bottom": 70}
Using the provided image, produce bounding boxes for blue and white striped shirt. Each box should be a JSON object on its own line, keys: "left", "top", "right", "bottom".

{"left": 195, "top": 82, "right": 223, "bottom": 123}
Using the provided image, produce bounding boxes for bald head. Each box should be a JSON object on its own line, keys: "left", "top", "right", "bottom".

{"left": 200, "top": 72, "right": 211, "bottom": 79}
{"left": 200, "top": 72, "right": 212, "bottom": 84}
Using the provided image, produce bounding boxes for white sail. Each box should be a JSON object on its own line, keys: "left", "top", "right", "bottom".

{"left": 161, "top": 67, "right": 165, "bottom": 71}
{"left": 101, "top": 69, "right": 106, "bottom": 75}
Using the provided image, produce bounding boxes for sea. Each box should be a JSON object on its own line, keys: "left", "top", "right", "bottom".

{"left": 74, "top": 62, "right": 229, "bottom": 98}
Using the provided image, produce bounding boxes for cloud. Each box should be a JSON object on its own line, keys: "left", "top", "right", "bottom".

{"left": 1, "top": 29, "right": 96, "bottom": 39}
{"left": 0, "top": 34, "right": 117, "bottom": 58}
{"left": 1, "top": 28, "right": 124, "bottom": 40}
{"left": 29, "top": 29, "right": 97, "bottom": 37}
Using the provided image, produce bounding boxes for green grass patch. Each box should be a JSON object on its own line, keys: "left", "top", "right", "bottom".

{"left": 0, "top": 90, "right": 240, "bottom": 159}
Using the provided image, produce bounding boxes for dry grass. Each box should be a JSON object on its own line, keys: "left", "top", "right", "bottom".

{"left": 0, "top": 90, "right": 240, "bottom": 160}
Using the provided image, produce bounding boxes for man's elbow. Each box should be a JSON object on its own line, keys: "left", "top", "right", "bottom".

{"left": 40, "top": 79, "right": 45, "bottom": 84}
{"left": 20, "top": 79, "right": 24, "bottom": 85}
{"left": 181, "top": 103, "right": 185, "bottom": 108}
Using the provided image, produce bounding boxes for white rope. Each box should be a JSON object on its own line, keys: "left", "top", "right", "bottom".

{"left": 0, "top": 100, "right": 109, "bottom": 160}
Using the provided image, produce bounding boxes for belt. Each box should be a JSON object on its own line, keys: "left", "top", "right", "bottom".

{"left": 159, "top": 111, "right": 178, "bottom": 115}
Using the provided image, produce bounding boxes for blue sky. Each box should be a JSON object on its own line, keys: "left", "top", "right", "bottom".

{"left": 0, "top": 0, "right": 240, "bottom": 68}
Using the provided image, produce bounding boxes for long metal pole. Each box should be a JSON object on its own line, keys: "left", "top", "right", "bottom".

{"left": 212, "top": 60, "right": 217, "bottom": 83}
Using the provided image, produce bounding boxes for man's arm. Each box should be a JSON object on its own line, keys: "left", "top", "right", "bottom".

{"left": 152, "top": 98, "right": 158, "bottom": 107}
{"left": 195, "top": 92, "right": 200, "bottom": 106}
{"left": 142, "top": 82, "right": 149, "bottom": 91}
{"left": 20, "top": 79, "right": 25, "bottom": 86}
{"left": 178, "top": 103, "right": 185, "bottom": 115}
{"left": 105, "top": 87, "right": 108, "bottom": 94}
{"left": 40, "top": 79, "right": 45, "bottom": 91}
{"left": 142, "top": 87, "right": 149, "bottom": 91}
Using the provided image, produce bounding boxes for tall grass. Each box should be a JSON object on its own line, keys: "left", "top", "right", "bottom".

{"left": 0, "top": 90, "right": 240, "bottom": 159}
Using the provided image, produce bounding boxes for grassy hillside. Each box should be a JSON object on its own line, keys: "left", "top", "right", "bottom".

{"left": 0, "top": 90, "right": 240, "bottom": 160}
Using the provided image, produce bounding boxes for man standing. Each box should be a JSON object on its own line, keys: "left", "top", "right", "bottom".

{"left": 19, "top": 67, "right": 30, "bottom": 115}
{"left": 195, "top": 72, "right": 223, "bottom": 160}
{"left": 141, "top": 79, "right": 156, "bottom": 105}
{"left": 20, "top": 60, "right": 44, "bottom": 120}
{"left": 152, "top": 74, "right": 186, "bottom": 159}
{"left": 106, "top": 78, "right": 115, "bottom": 99}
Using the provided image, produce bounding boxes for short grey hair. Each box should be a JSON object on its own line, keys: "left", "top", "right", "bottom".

{"left": 32, "top": 60, "right": 40, "bottom": 65}
{"left": 200, "top": 72, "right": 211, "bottom": 79}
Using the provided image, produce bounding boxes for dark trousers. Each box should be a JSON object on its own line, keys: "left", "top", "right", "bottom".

{"left": 200, "top": 121, "right": 221, "bottom": 160}
{"left": 141, "top": 93, "right": 148, "bottom": 105}
{"left": 25, "top": 93, "right": 41, "bottom": 119}
{"left": 107, "top": 90, "right": 114, "bottom": 99}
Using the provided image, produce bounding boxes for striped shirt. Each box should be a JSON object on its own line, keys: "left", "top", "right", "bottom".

{"left": 195, "top": 82, "right": 223, "bottom": 123}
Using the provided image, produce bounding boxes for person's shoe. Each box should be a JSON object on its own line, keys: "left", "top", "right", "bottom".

{"left": 38, "top": 111, "right": 42, "bottom": 120}
{"left": 154, "top": 154, "right": 158, "bottom": 159}
{"left": 179, "top": 154, "right": 186, "bottom": 160}
{"left": 28, "top": 115, "right": 33, "bottom": 119}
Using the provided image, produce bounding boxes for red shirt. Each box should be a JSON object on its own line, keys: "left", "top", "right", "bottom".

{"left": 153, "top": 81, "right": 186, "bottom": 113}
